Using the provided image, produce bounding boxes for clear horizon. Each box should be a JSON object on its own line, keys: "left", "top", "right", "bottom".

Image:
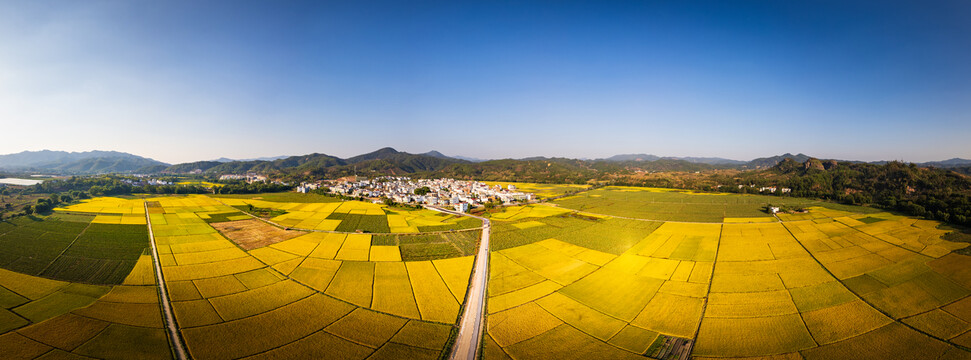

{"left": 2, "top": 147, "right": 967, "bottom": 166}
{"left": 1, "top": 1, "right": 969, "bottom": 164}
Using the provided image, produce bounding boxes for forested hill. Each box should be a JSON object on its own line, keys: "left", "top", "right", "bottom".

{"left": 156, "top": 147, "right": 740, "bottom": 180}
{"left": 0, "top": 150, "right": 167, "bottom": 174}
{"left": 699, "top": 158, "right": 971, "bottom": 226}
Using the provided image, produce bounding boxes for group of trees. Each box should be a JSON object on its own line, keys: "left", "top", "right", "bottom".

{"left": 709, "top": 159, "right": 971, "bottom": 226}
{"left": 21, "top": 191, "right": 90, "bottom": 215}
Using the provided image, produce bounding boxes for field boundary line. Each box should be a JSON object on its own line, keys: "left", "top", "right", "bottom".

{"left": 778, "top": 221, "right": 971, "bottom": 352}
{"left": 37, "top": 221, "right": 92, "bottom": 276}
{"left": 144, "top": 202, "right": 191, "bottom": 360}
{"left": 686, "top": 223, "right": 723, "bottom": 359}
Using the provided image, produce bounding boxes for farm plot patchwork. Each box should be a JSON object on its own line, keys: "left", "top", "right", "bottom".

{"left": 252, "top": 231, "right": 475, "bottom": 324}
{"left": 486, "top": 219, "right": 700, "bottom": 358}
{"left": 372, "top": 231, "right": 480, "bottom": 261}
{"left": 149, "top": 195, "right": 475, "bottom": 359}
{"left": 219, "top": 197, "right": 480, "bottom": 233}
{"left": 213, "top": 191, "right": 343, "bottom": 203}
{"left": 696, "top": 223, "right": 839, "bottom": 357}
{"left": 0, "top": 268, "right": 110, "bottom": 334}
{"left": 485, "top": 201, "right": 971, "bottom": 359}
{"left": 488, "top": 206, "right": 660, "bottom": 254}
{"left": 56, "top": 196, "right": 148, "bottom": 225}
{"left": 0, "top": 253, "right": 172, "bottom": 360}
{"left": 785, "top": 216, "right": 971, "bottom": 352}
{"left": 553, "top": 186, "right": 877, "bottom": 222}
{"left": 7, "top": 189, "right": 968, "bottom": 359}
{"left": 484, "top": 182, "right": 591, "bottom": 199}
{"left": 0, "top": 214, "right": 149, "bottom": 284}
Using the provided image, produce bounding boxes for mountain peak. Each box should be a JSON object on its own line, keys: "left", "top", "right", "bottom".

{"left": 347, "top": 147, "right": 402, "bottom": 163}
{"left": 422, "top": 150, "right": 449, "bottom": 159}
{"left": 374, "top": 147, "right": 398, "bottom": 153}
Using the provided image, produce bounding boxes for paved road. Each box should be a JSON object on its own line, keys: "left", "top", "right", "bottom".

{"left": 144, "top": 202, "right": 190, "bottom": 360}
{"left": 427, "top": 207, "right": 490, "bottom": 360}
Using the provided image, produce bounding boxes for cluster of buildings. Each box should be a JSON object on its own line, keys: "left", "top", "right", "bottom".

{"left": 218, "top": 174, "right": 268, "bottom": 183}
{"left": 295, "top": 182, "right": 321, "bottom": 193}
{"left": 727, "top": 184, "right": 792, "bottom": 194}
{"left": 309, "top": 177, "right": 534, "bottom": 212}
{"left": 757, "top": 186, "right": 792, "bottom": 194}
{"left": 119, "top": 178, "right": 173, "bottom": 186}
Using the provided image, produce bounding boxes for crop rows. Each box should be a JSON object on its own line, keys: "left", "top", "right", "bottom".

{"left": 0, "top": 215, "right": 148, "bottom": 284}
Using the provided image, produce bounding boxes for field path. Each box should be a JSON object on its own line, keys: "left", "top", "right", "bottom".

{"left": 428, "top": 206, "right": 490, "bottom": 360}
{"left": 144, "top": 202, "right": 190, "bottom": 360}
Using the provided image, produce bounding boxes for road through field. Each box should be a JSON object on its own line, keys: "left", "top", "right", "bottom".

{"left": 144, "top": 202, "right": 190, "bottom": 360}
{"left": 428, "top": 206, "right": 491, "bottom": 360}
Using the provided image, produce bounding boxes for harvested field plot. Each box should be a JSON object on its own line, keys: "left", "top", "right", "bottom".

{"left": 211, "top": 219, "right": 305, "bottom": 250}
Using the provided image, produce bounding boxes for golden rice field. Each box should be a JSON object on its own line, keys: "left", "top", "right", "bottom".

{"left": 1, "top": 254, "right": 171, "bottom": 359}
{"left": 5, "top": 186, "right": 971, "bottom": 360}
{"left": 218, "top": 197, "right": 479, "bottom": 233}
{"left": 3, "top": 194, "right": 482, "bottom": 359}
{"left": 553, "top": 186, "right": 879, "bottom": 222}
{"left": 150, "top": 195, "right": 473, "bottom": 359}
{"left": 483, "top": 187, "right": 971, "bottom": 360}
{"left": 485, "top": 182, "right": 592, "bottom": 199}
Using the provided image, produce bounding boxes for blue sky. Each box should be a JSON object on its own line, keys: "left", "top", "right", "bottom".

{"left": 0, "top": 1, "right": 969, "bottom": 164}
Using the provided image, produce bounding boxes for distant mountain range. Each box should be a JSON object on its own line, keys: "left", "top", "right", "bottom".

{"left": 0, "top": 150, "right": 167, "bottom": 174}
{"left": 158, "top": 147, "right": 458, "bottom": 176}
{"left": 0, "top": 149, "right": 967, "bottom": 176}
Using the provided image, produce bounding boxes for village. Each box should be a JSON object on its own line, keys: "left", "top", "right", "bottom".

{"left": 296, "top": 177, "right": 534, "bottom": 212}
